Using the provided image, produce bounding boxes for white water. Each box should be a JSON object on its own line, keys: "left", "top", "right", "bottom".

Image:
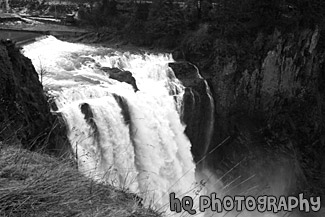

{"left": 22, "top": 36, "right": 307, "bottom": 217}
{"left": 23, "top": 36, "right": 199, "bottom": 211}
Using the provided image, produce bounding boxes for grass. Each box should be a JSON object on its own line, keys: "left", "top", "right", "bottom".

{"left": 0, "top": 143, "right": 161, "bottom": 217}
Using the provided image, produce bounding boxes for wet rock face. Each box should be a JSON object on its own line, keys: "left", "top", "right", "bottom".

{"left": 0, "top": 40, "right": 69, "bottom": 153}
{"left": 169, "top": 61, "right": 201, "bottom": 85}
{"left": 100, "top": 67, "right": 139, "bottom": 92}
{"left": 169, "top": 61, "right": 214, "bottom": 161}
{"left": 176, "top": 29, "right": 325, "bottom": 194}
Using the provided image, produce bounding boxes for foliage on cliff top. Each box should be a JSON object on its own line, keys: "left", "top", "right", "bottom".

{"left": 72, "top": 0, "right": 325, "bottom": 73}
{"left": 0, "top": 144, "right": 160, "bottom": 217}
{"left": 76, "top": 0, "right": 325, "bottom": 41}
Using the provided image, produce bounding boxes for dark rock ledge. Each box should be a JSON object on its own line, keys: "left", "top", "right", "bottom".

{"left": 0, "top": 40, "right": 69, "bottom": 155}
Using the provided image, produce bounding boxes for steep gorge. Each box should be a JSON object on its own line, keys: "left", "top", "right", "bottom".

{"left": 1, "top": 26, "right": 324, "bottom": 214}
{"left": 172, "top": 28, "right": 325, "bottom": 199}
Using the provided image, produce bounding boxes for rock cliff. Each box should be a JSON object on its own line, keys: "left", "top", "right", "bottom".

{"left": 211, "top": 29, "right": 325, "bottom": 196}
{"left": 173, "top": 28, "right": 325, "bottom": 197}
{"left": 0, "top": 40, "right": 68, "bottom": 154}
{"left": 169, "top": 61, "right": 214, "bottom": 162}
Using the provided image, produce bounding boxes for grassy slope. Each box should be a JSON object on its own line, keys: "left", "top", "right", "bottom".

{"left": 0, "top": 144, "right": 160, "bottom": 217}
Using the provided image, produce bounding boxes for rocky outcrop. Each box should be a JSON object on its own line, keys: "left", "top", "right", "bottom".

{"left": 176, "top": 28, "right": 325, "bottom": 196}
{"left": 100, "top": 67, "right": 139, "bottom": 92}
{"left": 169, "top": 61, "right": 214, "bottom": 162}
{"left": 210, "top": 28, "right": 325, "bottom": 196}
{"left": 169, "top": 61, "right": 201, "bottom": 86}
{"left": 0, "top": 40, "right": 69, "bottom": 154}
{"left": 210, "top": 29, "right": 324, "bottom": 143}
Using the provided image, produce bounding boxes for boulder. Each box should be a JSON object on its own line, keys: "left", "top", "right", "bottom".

{"left": 100, "top": 67, "right": 139, "bottom": 92}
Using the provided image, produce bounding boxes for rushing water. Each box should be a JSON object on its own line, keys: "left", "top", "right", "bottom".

{"left": 23, "top": 36, "right": 313, "bottom": 217}
{"left": 23, "top": 36, "right": 200, "bottom": 212}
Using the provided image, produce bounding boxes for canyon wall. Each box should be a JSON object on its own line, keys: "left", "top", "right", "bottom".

{"left": 172, "top": 28, "right": 325, "bottom": 197}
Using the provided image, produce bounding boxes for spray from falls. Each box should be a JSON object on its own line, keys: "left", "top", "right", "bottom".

{"left": 23, "top": 36, "right": 200, "bottom": 211}
{"left": 22, "top": 36, "right": 313, "bottom": 217}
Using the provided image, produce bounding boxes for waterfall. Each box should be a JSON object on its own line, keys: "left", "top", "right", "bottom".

{"left": 202, "top": 80, "right": 214, "bottom": 155}
{"left": 22, "top": 36, "right": 305, "bottom": 217}
{"left": 189, "top": 63, "right": 215, "bottom": 156}
{"left": 23, "top": 36, "right": 200, "bottom": 210}
{"left": 185, "top": 62, "right": 215, "bottom": 158}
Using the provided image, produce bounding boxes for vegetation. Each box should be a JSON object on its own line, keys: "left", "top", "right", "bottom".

{"left": 73, "top": 0, "right": 325, "bottom": 43}
{"left": 71, "top": 0, "right": 325, "bottom": 200}
{"left": 72, "top": 0, "right": 325, "bottom": 75}
{"left": 2, "top": 0, "right": 325, "bottom": 214}
{"left": 0, "top": 37, "right": 160, "bottom": 217}
{"left": 0, "top": 143, "right": 160, "bottom": 217}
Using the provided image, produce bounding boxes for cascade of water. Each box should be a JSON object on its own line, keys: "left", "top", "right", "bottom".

{"left": 22, "top": 36, "right": 309, "bottom": 217}
{"left": 187, "top": 62, "right": 215, "bottom": 156}
{"left": 23, "top": 36, "right": 200, "bottom": 210}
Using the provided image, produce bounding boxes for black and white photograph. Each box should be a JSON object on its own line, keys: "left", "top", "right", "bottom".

{"left": 0, "top": 0, "right": 324, "bottom": 216}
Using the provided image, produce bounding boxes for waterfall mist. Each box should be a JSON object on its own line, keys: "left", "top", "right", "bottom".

{"left": 23, "top": 36, "right": 201, "bottom": 212}
{"left": 23, "top": 36, "right": 317, "bottom": 217}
